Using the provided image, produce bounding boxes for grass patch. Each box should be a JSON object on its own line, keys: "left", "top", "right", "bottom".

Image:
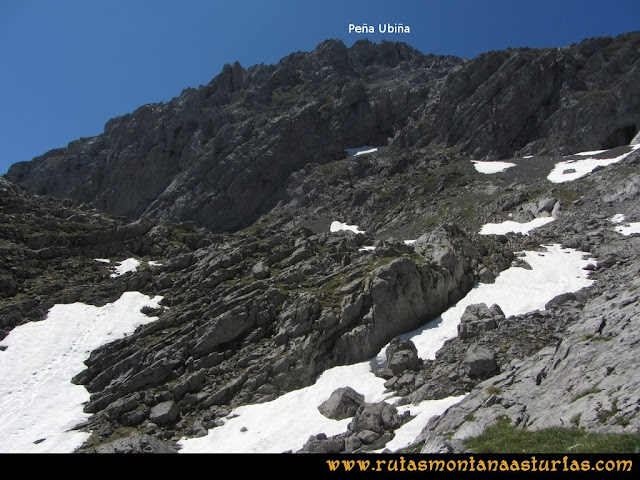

{"left": 484, "top": 386, "right": 503, "bottom": 395}
{"left": 597, "top": 398, "right": 619, "bottom": 425}
{"left": 463, "top": 417, "right": 640, "bottom": 453}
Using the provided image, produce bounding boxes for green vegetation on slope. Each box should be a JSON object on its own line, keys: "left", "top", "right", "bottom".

{"left": 463, "top": 418, "right": 640, "bottom": 453}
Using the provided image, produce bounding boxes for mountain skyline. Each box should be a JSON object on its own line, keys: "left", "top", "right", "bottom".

{"left": 1, "top": 0, "right": 640, "bottom": 174}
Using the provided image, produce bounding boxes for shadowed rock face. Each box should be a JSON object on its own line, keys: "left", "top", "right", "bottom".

{"left": 6, "top": 39, "right": 460, "bottom": 232}
{"left": 7, "top": 33, "right": 640, "bottom": 233}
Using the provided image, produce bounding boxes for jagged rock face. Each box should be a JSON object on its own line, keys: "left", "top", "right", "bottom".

{"left": 8, "top": 33, "right": 640, "bottom": 233}
{"left": 6, "top": 40, "right": 460, "bottom": 232}
{"left": 396, "top": 32, "right": 640, "bottom": 159}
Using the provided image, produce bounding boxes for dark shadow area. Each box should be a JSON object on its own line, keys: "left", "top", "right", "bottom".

{"left": 602, "top": 124, "right": 637, "bottom": 149}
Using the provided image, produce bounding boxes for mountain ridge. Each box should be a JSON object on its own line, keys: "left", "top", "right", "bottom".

{"left": 1, "top": 32, "right": 640, "bottom": 454}
{"left": 6, "top": 32, "right": 640, "bottom": 233}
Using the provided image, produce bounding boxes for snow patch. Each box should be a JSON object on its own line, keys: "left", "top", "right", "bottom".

{"left": 110, "top": 258, "right": 141, "bottom": 277}
{"left": 609, "top": 214, "right": 626, "bottom": 224}
{"left": 574, "top": 149, "right": 607, "bottom": 156}
{"left": 610, "top": 213, "right": 640, "bottom": 235}
{"left": 358, "top": 246, "right": 376, "bottom": 252}
{"left": 471, "top": 160, "right": 516, "bottom": 174}
{"left": 548, "top": 145, "right": 640, "bottom": 183}
{"left": 94, "top": 258, "right": 110, "bottom": 264}
{"left": 330, "top": 221, "right": 365, "bottom": 234}
{"left": 345, "top": 146, "right": 378, "bottom": 157}
{"left": 404, "top": 239, "right": 417, "bottom": 245}
{"left": 0, "top": 292, "right": 163, "bottom": 453}
{"left": 616, "top": 223, "right": 640, "bottom": 236}
{"left": 479, "top": 217, "right": 555, "bottom": 235}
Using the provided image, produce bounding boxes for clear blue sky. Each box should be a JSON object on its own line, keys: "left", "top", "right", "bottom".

{"left": 1, "top": 0, "right": 639, "bottom": 174}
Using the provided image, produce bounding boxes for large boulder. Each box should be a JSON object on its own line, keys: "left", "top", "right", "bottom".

{"left": 318, "top": 387, "right": 365, "bottom": 420}
{"left": 149, "top": 400, "right": 180, "bottom": 426}
{"left": 385, "top": 338, "right": 420, "bottom": 375}
{"left": 457, "top": 303, "right": 504, "bottom": 340}
{"left": 348, "top": 402, "right": 402, "bottom": 435}
{"left": 464, "top": 345, "right": 498, "bottom": 378}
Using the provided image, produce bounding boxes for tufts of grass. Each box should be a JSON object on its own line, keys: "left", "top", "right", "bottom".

{"left": 484, "top": 386, "right": 503, "bottom": 395}
{"left": 463, "top": 417, "right": 640, "bottom": 453}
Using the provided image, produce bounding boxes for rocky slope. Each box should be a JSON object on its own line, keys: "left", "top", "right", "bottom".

{"left": 1, "top": 32, "right": 640, "bottom": 454}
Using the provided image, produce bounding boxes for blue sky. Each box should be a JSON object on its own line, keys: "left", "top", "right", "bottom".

{"left": 1, "top": 0, "right": 639, "bottom": 174}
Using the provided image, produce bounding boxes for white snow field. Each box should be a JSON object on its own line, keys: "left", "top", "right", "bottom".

{"left": 479, "top": 217, "right": 555, "bottom": 235}
{"left": 330, "top": 220, "right": 365, "bottom": 234}
{"left": 179, "top": 244, "right": 594, "bottom": 453}
{"left": 471, "top": 160, "right": 516, "bottom": 174}
{"left": 109, "top": 258, "right": 141, "bottom": 277}
{"left": 547, "top": 145, "right": 640, "bottom": 183}
{"left": 0, "top": 292, "right": 163, "bottom": 453}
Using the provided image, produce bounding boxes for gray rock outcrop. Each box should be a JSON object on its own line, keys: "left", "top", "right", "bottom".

{"left": 318, "top": 387, "right": 365, "bottom": 420}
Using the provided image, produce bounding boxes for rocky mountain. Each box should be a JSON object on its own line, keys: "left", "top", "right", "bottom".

{"left": 6, "top": 33, "right": 640, "bottom": 232}
{"left": 1, "top": 32, "right": 640, "bottom": 454}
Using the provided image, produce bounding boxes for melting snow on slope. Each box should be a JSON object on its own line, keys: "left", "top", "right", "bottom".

{"left": 98, "top": 258, "right": 162, "bottom": 273}
{"left": 330, "top": 221, "right": 365, "bottom": 234}
{"left": 178, "top": 244, "right": 594, "bottom": 453}
{"left": 548, "top": 145, "right": 640, "bottom": 183}
{"left": 479, "top": 217, "right": 555, "bottom": 235}
{"left": 609, "top": 214, "right": 627, "bottom": 224}
{"left": 610, "top": 214, "right": 640, "bottom": 236}
{"left": 0, "top": 292, "right": 163, "bottom": 453}
{"left": 616, "top": 224, "right": 640, "bottom": 235}
{"left": 471, "top": 160, "right": 516, "bottom": 174}
{"left": 110, "top": 258, "right": 141, "bottom": 277}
